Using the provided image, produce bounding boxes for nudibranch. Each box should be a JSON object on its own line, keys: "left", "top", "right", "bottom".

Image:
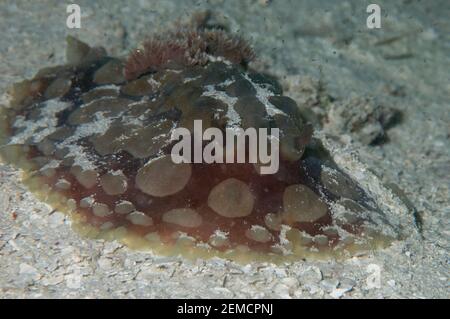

{"left": 0, "top": 24, "right": 413, "bottom": 262}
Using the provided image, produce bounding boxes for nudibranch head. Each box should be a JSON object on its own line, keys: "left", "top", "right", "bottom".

{"left": 0, "top": 24, "right": 412, "bottom": 263}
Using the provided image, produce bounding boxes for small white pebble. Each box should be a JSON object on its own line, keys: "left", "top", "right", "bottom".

{"left": 321, "top": 278, "right": 339, "bottom": 291}
{"left": 65, "top": 273, "right": 82, "bottom": 289}
{"left": 330, "top": 286, "right": 352, "bottom": 299}
{"left": 19, "top": 263, "right": 38, "bottom": 275}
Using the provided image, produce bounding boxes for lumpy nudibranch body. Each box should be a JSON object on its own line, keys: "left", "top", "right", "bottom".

{"left": 0, "top": 23, "right": 409, "bottom": 262}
